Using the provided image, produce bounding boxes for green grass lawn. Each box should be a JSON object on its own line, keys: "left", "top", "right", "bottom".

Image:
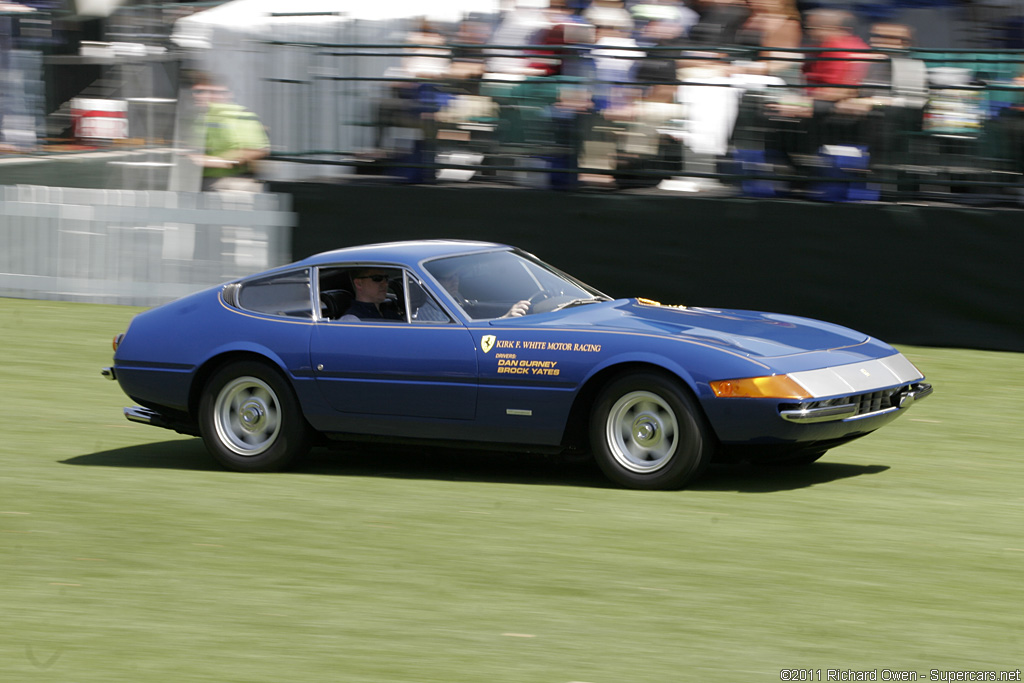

{"left": 2, "top": 297, "right": 1021, "bottom": 683}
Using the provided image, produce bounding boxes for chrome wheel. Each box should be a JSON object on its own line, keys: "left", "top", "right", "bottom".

{"left": 199, "top": 360, "right": 311, "bottom": 472}
{"left": 605, "top": 390, "right": 678, "bottom": 474}
{"left": 590, "top": 372, "right": 713, "bottom": 490}
{"left": 213, "top": 375, "right": 282, "bottom": 457}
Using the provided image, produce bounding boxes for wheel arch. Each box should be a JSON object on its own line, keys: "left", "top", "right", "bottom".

{"left": 188, "top": 349, "right": 290, "bottom": 418}
{"left": 561, "top": 359, "right": 712, "bottom": 450}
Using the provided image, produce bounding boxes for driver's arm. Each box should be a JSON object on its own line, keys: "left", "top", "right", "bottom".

{"left": 501, "top": 300, "right": 530, "bottom": 318}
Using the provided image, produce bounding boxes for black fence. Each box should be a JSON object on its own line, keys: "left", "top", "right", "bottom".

{"left": 272, "top": 179, "right": 1024, "bottom": 354}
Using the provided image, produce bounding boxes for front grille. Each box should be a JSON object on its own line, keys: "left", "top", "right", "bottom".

{"left": 854, "top": 389, "right": 895, "bottom": 416}
{"left": 779, "top": 388, "right": 898, "bottom": 422}
{"left": 804, "top": 389, "right": 896, "bottom": 416}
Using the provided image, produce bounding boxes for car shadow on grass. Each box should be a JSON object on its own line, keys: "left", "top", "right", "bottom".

{"left": 696, "top": 461, "right": 890, "bottom": 493}
{"left": 63, "top": 440, "right": 889, "bottom": 492}
{"left": 61, "top": 438, "right": 221, "bottom": 472}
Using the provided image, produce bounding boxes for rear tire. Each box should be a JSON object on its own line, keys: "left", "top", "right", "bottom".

{"left": 198, "top": 360, "right": 311, "bottom": 472}
{"left": 590, "top": 372, "right": 713, "bottom": 490}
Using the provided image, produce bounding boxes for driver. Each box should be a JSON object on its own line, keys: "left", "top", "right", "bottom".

{"left": 435, "top": 263, "right": 530, "bottom": 318}
{"left": 346, "top": 268, "right": 404, "bottom": 320}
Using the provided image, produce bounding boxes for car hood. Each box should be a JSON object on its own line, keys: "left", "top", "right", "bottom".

{"left": 519, "top": 299, "right": 874, "bottom": 359}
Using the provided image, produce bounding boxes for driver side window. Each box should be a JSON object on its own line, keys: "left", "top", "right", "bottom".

{"left": 318, "top": 266, "right": 406, "bottom": 322}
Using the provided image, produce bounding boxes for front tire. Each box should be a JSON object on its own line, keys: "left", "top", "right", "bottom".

{"left": 590, "top": 372, "right": 713, "bottom": 490}
{"left": 198, "top": 360, "right": 311, "bottom": 472}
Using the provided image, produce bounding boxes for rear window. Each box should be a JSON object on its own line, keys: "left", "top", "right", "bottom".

{"left": 229, "top": 269, "right": 313, "bottom": 318}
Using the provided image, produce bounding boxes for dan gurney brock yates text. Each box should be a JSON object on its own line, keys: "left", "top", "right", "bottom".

{"left": 780, "top": 669, "right": 1021, "bottom": 681}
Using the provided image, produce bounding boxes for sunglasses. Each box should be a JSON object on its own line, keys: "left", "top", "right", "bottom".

{"left": 356, "top": 274, "right": 391, "bottom": 283}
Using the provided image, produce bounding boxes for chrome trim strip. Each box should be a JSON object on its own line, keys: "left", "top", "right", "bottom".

{"left": 844, "top": 406, "right": 900, "bottom": 421}
{"left": 780, "top": 403, "right": 858, "bottom": 423}
{"left": 781, "top": 403, "right": 903, "bottom": 423}
{"left": 310, "top": 266, "right": 325, "bottom": 321}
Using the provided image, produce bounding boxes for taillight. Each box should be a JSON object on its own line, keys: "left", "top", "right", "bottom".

{"left": 113, "top": 333, "right": 125, "bottom": 351}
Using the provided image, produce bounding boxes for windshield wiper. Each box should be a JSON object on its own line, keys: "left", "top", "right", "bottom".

{"left": 552, "top": 297, "right": 608, "bottom": 312}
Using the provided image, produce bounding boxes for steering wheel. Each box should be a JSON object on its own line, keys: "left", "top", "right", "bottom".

{"left": 527, "top": 290, "right": 578, "bottom": 314}
{"left": 528, "top": 290, "right": 551, "bottom": 306}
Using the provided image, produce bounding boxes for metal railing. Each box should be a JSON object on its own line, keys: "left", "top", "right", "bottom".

{"left": 0, "top": 185, "right": 295, "bottom": 306}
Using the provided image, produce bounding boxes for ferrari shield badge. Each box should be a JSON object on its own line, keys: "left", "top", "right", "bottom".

{"left": 481, "top": 335, "right": 496, "bottom": 354}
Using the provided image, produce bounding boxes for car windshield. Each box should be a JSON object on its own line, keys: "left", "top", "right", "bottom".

{"left": 424, "top": 249, "right": 610, "bottom": 320}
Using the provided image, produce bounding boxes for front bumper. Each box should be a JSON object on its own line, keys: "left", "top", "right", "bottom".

{"left": 780, "top": 382, "right": 933, "bottom": 423}
{"left": 703, "top": 380, "right": 932, "bottom": 446}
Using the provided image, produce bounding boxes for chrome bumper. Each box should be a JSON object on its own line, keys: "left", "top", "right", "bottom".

{"left": 780, "top": 382, "right": 933, "bottom": 424}
{"left": 101, "top": 367, "right": 116, "bottom": 380}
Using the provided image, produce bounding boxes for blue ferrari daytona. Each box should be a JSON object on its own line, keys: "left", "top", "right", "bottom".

{"left": 103, "top": 240, "right": 932, "bottom": 489}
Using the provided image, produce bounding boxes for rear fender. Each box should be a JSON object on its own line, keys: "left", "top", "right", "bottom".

{"left": 186, "top": 343, "right": 297, "bottom": 417}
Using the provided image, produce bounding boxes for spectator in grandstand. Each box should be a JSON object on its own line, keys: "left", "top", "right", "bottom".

{"left": 630, "top": 0, "right": 699, "bottom": 38}
{"left": 584, "top": 0, "right": 634, "bottom": 35}
{"left": 734, "top": 0, "right": 803, "bottom": 84}
{"left": 588, "top": 2, "right": 640, "bottom": 111}
{"left": 371, "top": 21, "right": 451, "bottom": 181}
{"left": 571, "top": 2, "right": 641, "bottom": 181}
{"left": 524, "top": 0, "right": 590, "bottom": 77}
{"left": 759, "top": 9, "right": 871, "bottom": 159}
{"left": 832, "top": 22, "right": 928, "bottom": 174}
{"left": 189, "top": 72, "right": 269, "bottom": 192}
{"left": 486, "top": 0, "right": 555, "bottom": 76}
{"left": 402, "top": 21, "right": 452, "bottom": 80}
{"left": 800, "top": 9, "right": 871, "bottom": 107}
{"left": 987, "top": 67, "right": 1024, "bottom": 187}
{"left": 635, "top": 13, "right": 687, "bottom": 78}
{"left": 841, "top": 22, "right": 923, "bottom": 110}
{"left": 447, "top": 17, "right": 491, "bottom": 94}
{"left": 605, "top": 53, "right": 688, "bottom": 189}
{"left": 687, "top": 0, "right": 751, "bottom": 48}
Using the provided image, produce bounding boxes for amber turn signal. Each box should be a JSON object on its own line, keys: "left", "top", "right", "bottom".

{"left": 710, "top": 374, "right": 812, "bottom": 399}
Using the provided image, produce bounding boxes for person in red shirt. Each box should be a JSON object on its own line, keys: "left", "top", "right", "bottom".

{"left": 757, "top": 9, "right": 875, "bottom": 195}
{"left": 764, "top": 9, "right": 870, "bottom": 120}
{"left": 802, "top": 9, "right": 871, "bottom": 105}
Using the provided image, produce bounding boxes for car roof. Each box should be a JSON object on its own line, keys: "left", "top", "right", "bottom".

{"left": 295, "top": 240, "right": 511, "bottom": 268}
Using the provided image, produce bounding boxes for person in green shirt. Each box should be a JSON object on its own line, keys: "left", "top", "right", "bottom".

{"left": 190, "top": 73, "right": 270, "bottom": 191}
